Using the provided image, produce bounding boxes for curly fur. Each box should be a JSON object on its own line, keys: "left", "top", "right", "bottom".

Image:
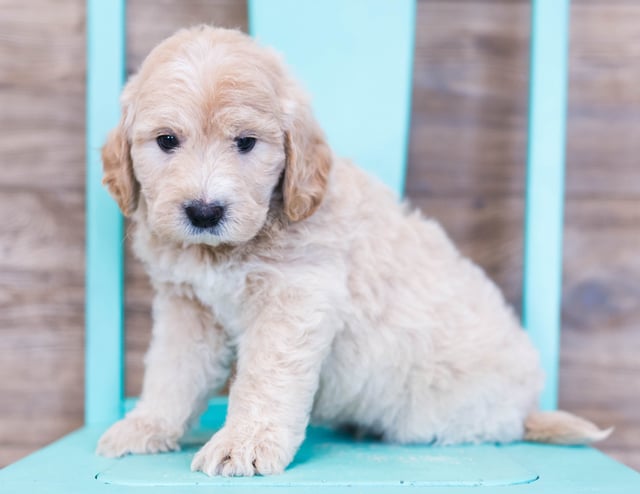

{"left": 96, "top": 25, "right": 609, "bottom": 477}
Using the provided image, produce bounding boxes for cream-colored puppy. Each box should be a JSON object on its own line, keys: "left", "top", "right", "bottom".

{"left": 96, "top": 26, "right": 609, "bottom": 476}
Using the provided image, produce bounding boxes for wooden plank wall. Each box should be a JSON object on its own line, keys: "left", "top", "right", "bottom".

{"left": 0, "top": 0, "right": 638, "bottom": 471}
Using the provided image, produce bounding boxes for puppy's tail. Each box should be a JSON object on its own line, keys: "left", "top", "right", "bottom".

{"left": 524, "top": 410, "right": 612, "bottom": 445}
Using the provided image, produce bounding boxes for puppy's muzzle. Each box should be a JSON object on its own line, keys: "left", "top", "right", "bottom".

{"left": 184, "top": 200, "right": 226, "bottom": 229}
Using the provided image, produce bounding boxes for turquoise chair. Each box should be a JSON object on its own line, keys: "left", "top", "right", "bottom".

{"left": 1, "top": 0, "right": 639, "bottom": 491}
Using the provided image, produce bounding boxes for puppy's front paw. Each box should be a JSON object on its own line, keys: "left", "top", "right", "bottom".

{"left": 97, "top": 415, "right": 181, "bottom": 458}
{"left": 191, "top": 425, "right": 295, "bottom": 477}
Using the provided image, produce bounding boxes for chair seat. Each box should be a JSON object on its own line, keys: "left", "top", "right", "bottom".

{"left": 97, "top": 434, "right": 537, "bottom": 488}
{"left": 2, "top": 400, "right": 639, "bottom": 493}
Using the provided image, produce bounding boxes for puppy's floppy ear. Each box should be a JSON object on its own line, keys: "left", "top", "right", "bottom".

{"left": 101, "top": 91, "right": 139, "bottom": 217}
{"left": 282, "top": 92, "right": 332, "bottom": 222}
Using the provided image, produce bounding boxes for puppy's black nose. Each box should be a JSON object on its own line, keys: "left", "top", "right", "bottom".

{"left": 184, "top": 200, "right": 225, "bottom": 229}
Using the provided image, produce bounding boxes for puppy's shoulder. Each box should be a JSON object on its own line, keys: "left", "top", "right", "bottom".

{"left": 313, "top": 158, "right": 401, "bottom": 223}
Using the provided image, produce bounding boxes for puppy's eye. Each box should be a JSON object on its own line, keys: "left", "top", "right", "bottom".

{"left": 156, "top": 134, "right": 180, "bottom": 153}
{"left": 234, "top": 136, "right": 256, "bottom": 154}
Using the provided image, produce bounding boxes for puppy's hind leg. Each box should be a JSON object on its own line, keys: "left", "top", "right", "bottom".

{"left": 97, "top": 286, "right": 233, "bottom": 457}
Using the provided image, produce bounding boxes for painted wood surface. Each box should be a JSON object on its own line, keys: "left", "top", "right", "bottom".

{"left": 3, "top": 420, "right": 640, "bottom": 493}
{"left": 0, "top": 0, "right": 638, "bottom": 471}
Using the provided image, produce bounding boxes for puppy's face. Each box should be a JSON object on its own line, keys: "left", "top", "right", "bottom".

{"left": 102, "top": 26, "right": 331, "bottom": 246}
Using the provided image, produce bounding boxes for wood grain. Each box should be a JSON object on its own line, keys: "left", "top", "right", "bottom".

{"left": 0, "top": 0, "right": 87, "bottom": 466}
{"left": 0, "top": 191, "right": 85, "bottom": 456}
{"left": 407, "top": 1, "right": 640, "bottom": 198}
{"left": 126, "top": 0, "right": 248, "bottom": 72}
{"left": 0, "top": 0, "right": 85, "bottom": 192}
{"left": 0, "top": 0, "right": 638, "bottom": 474}
{"left": 560, "top": 198, "right": 640, "bottom": 467}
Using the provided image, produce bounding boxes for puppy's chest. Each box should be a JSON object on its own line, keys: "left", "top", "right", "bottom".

{"left": 141, "top": 243, "right": 249, "bottom": 333}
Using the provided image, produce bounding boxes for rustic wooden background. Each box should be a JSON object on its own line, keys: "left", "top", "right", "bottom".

{"left": 1, "top": 0, "right": 638, "bottom": 471}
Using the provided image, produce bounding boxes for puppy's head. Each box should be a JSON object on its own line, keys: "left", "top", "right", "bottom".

{"left": 102, "top": 26, "right": 331, "bottom": 246}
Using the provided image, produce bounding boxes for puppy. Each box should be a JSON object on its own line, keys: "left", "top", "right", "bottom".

{"left": 96, "top": 26, "right": 609, "bottom": 476}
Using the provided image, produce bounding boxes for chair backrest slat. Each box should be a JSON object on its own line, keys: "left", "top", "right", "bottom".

{"left": 249, "top": 0, "right": 416, "bottom": 196}
{"left": 85, "top": 0, "right": 126, "bottom": 425}
{"left": 523, "top": 0, "right": 571, "bottom": 411}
